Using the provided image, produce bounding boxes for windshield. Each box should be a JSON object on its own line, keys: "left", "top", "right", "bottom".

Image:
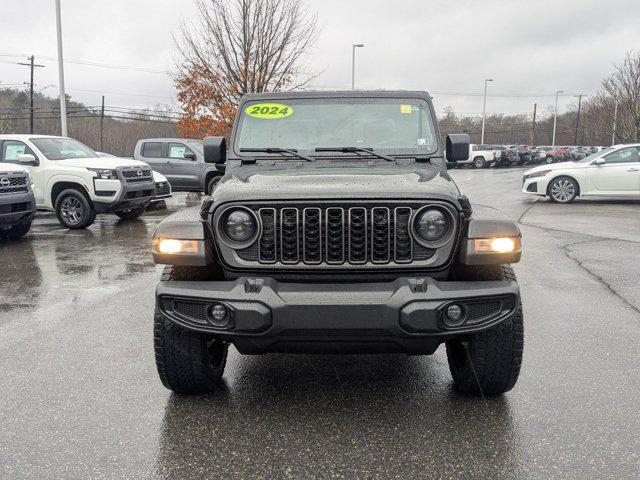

{"left": 31, "top": 137, "right": 99, "bottom": 160}
{"left": 187, "top": 141, "right": 203, "bottom": 155}
{"left": 578, "top": 147, "right": 614, "bottom": 163}
{"left": 235, "top": 97, "right": 438, "bottom": 157}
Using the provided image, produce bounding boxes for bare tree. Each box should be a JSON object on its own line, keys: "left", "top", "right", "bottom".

{"left": 174, "top": 0, "right": 319, "bottom": 137}
{"left": 602, "top": 51, "right": 640, "bottom": 142}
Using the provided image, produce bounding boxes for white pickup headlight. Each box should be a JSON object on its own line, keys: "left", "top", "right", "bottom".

{"left": 87, "top": 168, "right": 118, "bottom": 180}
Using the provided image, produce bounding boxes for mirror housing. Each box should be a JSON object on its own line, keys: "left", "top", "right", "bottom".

{"left": 203, "top": 136, "right": 226, "bottom": 164}
{"left": 446, "top": 134, "right": 470, "bottom": 162}
{"left": 17, "top": 153, "right": 37, "bottom": 165}
{"left": 594, "top": 158, "right": 606, "bottom": 165}
{"left": 184, "top": 151, "right": 197, "bottom": 160}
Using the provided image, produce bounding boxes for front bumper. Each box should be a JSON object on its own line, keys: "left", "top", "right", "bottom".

{"left": 156, "top": 276, "right": 520, "bottom": 354}
{"left": 0, "top": 191, "right": 36, "bottom": 228}
{"left": 93, "top": 176, "right": 155, "bottom": 213}
{"left": 522, "top": 177, "right": 547, "bottom": 195}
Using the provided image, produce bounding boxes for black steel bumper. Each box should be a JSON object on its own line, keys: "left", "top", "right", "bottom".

{"left": 93, "top": 179, "right": 155, "bottom": 213}
{"left": 156, "top": 277, "right": 520, "bottom": 354}
{"left": 0, "top": 191, "right": 36, "bottom": 228}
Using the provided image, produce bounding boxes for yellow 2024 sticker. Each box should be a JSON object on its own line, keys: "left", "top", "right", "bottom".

{"left": 245, "top": 103, "right": 293, "bottom": 119}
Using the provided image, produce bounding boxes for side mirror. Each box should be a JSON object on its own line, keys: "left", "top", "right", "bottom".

{"left": 446, "top": 134, "right": 470, "bottom": 162}
{"left": 17, "top": 153, "right": 37, "bottom": 165}
{"left": 203, "top": 136, "right": 226, "bottom": 164}
{"left": 594, "top": 158, "right": 606, "bottom": 165}
{"left": 184, "top": 151, "right": 197, "bottom": 160}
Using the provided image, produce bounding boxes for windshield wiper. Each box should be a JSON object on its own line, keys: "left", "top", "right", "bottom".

{"left": 240, "top": 147, "right": 315, "bottom": 162}
{"left": 314, "top": 147, "right": 395, "bottom": 162}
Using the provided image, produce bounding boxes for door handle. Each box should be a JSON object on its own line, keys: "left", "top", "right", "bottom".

{"left": 627, "top": 168, "right": 639, "bottom": 172}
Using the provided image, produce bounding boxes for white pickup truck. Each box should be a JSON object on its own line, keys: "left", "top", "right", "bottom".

{"left": 462, "top": 144, "right": 499, "bottom": 168}
{"left": 0, "top": 135, "right": 156, "bottom": 229}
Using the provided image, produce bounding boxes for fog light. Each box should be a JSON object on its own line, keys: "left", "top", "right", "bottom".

{"left": 209, "top": 304, "right": 229, "bottom": 327}
{"left": 444, "top": 304, "right": 465, "bottom": 327}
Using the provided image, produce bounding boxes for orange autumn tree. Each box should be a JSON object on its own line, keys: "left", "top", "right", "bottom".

{"left": 174, "top": 0, "right": 319, "bottom": 138}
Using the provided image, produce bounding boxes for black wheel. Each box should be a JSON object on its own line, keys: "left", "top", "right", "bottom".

{"left": 545, "top": 156, "right": 554, "bottom": 164}
{"left": 547, "top": 176, "right": 578, "bottom": 203}
{"left": 446, "top": 265, "right": 523, "bottom": 396}
{"left": 154, "top": 265, "right": 228, "bottom": 394}
{"left": 2, "top": 220, "right": 32, "bottom": 240}
{"left": 207, "top": 176, "right": 221, "bottom": 196}
{"left": 115, "top": 206, "right": 146, "bottom": 220}
{"left": 473, "top": 157, "right": 486, "bottom": 168}
{"left": 55, "top": 189, "right": 96, "bottom": 229}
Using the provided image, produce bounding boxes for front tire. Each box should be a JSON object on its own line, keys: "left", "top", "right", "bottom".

{"left": 446, "top": 265, "right": 523, "bottom": 395}
{"left": 154, "top": 265, "right": 228, "bottom": 394}
{"left": 548, "top": 176, "right": 578, "bottom": 203}
{"left": 545, "top": 156, "right": 554, "bottom": 164}
{"left": 2, "top": 220, "right": 32, "bottom": 240}
{"left": 55, "top": 189, "right": 97, "bottom": 229}
{"left": 115, "top": 206, "right": 146, "bottom": 220}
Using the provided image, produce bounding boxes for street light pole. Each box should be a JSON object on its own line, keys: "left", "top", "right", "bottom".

{"left": 552, "top": 90, "right": 563, "bottom": 146}
{"left": 55, "top": 0, "right": 68, "bottom": 136}
{"left": 480, "top": 78, "right": 493, "bottom": 144}
{"left": 611, "top": 99, "right": 618, "bottom": 146}
{"left": 574, "top": 94, "right": 584, "bottom": 146}
{"left": 351, "top": 44, "right": 364, "bottom": 90}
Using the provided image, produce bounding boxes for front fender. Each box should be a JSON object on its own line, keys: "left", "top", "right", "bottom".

{"left": 459, "top": 204, "right": 522, "bottom": 265}
{"left": 152, "top": 207, "right": 214, "bottom": 266}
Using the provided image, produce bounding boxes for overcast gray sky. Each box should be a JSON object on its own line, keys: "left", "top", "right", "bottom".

{"left": 1, "top": 0, "right": 638, "bottom": 120}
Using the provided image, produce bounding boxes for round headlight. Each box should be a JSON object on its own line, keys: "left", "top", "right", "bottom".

{"left": 224, "top": 209, "right": 257, "bottom": 243}
{"left": 415, "top": 208, "right": 449, "bottom": 241}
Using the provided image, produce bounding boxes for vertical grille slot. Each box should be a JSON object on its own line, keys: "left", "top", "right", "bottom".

{"left": 280, "top": 208, "right": 299, "bottom": 263}
{"left": 303, "top": 208, "right": 322, "bottom": 264}
{"left": 394, "top": 207, "right": 413, "bottom": 262}
{"left": 325, "top": 208, "right": 345, "bottom": 264}
{"left": 258, "top": 208, "right": 277, "bottom": 263}
{"left": 371, "top": 207, "right": 390, "bottom": 263}
{"left": 348, "top": 207, "right": 367, "bottom": 263}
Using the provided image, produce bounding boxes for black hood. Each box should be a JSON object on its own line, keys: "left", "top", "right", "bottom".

{"left": 212, "top": 161, "right": 462, "bottom": 208}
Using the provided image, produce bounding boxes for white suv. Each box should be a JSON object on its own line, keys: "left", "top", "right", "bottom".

{"left": 0, "top": 135, "right": 156, "bottom": 229}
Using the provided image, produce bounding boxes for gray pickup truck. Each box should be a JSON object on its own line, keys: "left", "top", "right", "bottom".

{"left": 133, "top": 138, "right": 222, "bottom": 194}
{"left": 0, "top": 164, "right": 36, "bottom": 240}
{"left": 150, "top": 91, "right": 524, "bottom": 396}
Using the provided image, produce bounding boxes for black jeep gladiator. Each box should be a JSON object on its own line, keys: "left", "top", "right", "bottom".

{"left": 151, "top": 91, "right": 524, "bottom": 395}
{"left": 0, "top": 165, "right": 36, "bottom": 240}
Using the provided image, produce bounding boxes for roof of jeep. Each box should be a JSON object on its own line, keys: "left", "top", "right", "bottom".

{"left": 240, "top": 90, "right": 431, "bottom": 101}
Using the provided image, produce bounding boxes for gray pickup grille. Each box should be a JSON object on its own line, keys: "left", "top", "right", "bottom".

{"left": 238, "top": 204, "right": 438, "bottom": 267}
{"left": 120, "top": 168, "right": 153, "bottom": 183}
{"left": 0, "top": 175, "right": 29, "bottom": 195}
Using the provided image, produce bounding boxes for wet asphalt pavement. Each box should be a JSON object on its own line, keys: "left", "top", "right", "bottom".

{"left": 1, "top": 168, "right": 639, "bottom": 479}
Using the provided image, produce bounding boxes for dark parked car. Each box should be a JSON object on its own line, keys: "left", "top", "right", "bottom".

{"left": 150, "top": 90, "right": 524, "bottom": 396}
{"left": 492, "top": 145, "right": 519, "bottom": 167}
{"left": 535, "top": 146, "right": 565, "bottom": 164}
{"left": 134, "top": 138, "right": 223, "bottom": 195}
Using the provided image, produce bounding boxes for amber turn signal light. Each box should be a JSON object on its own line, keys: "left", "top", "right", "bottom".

{"left": 153, "top": 238, "right": 198, "bottom": 255}
{"left": 474, "top": 237, "right": 518, "bottom": 253}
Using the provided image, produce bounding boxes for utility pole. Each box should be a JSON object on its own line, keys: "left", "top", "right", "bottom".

{"left": 351, "top": 44, "right": 364, "bottom": 90}
{"left": 574, "top": 94, "right": 584, "bottom": 146}
{"left": 611, "top": 99, "right": 618, "bottom": 146}
{"left": 531, "top": 103, "right": 537, "bottom": 146}
{"left": 480, "top": 78, "right": 494, "bottom": 144}
{"left": 552, "top": 90, "right": 563, "bottom": 146}
{"left": 100, "top": 96, "right": 105, "bottom": 151}
{"left": 17, "top": 56, "right": 44, "bottom": 134}
{"left": 55, "top": 0, "right": 68, "bottom": 136}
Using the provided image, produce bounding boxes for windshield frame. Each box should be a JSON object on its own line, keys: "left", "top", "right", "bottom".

{"left": 578, "top": 147, "right": 614, "bottom": 163}
{"left": 230, "top": 94, "right": 440, "bottom": 160}
{"left": 30, "top": 137, "right": 99, "bottom": 161}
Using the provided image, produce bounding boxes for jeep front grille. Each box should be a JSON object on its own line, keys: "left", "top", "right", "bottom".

{"left": 219, "top": 202, "right": 458, "bottom": 269}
